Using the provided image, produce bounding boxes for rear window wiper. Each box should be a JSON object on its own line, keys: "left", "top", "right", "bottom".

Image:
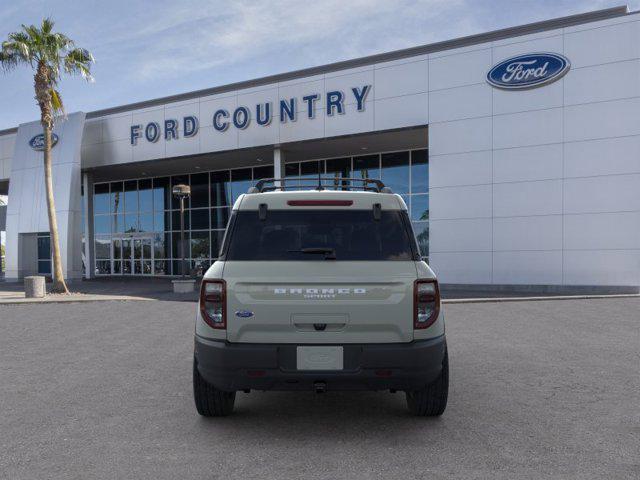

{"left": 287, "top": 247, "right": 337, "bottom": 260}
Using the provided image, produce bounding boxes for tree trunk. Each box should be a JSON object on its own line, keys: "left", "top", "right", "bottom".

{"left": 35, "top": 63, "right": 68, "bottom": 294}
{"left": 43, "top": 124, "right": 68, "bottom": 294}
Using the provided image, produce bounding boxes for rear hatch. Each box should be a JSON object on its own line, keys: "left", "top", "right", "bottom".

{"left": 224, "top": 261, "right": 417, "bottom": 343}
{"left": 221, "top": 199, "right": 419, "bottom": 344}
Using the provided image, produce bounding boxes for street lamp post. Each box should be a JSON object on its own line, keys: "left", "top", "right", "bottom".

{"left": 172, "top": 184, "right": 191, "bottom": 279}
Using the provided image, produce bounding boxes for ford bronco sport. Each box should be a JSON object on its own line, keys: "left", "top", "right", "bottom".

{"left": 193, "top": 177, "right": 448, "bottom": 416}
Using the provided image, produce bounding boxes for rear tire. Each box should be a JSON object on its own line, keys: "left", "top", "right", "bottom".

{"left": 405, "top": 349, "right": 449, "bottom": 416}
{"left": 193, "top": 359, "right": 236, "bottom": 417}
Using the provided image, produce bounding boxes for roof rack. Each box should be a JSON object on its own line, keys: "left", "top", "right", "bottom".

{"left": 249, "top": 177, "right": 392, "bottom": 193}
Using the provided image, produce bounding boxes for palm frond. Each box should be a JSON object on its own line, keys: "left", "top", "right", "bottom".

{"left": 64, "top": 47, "right": 94, "bottom": 82}
{"left": 50, "top": 87, "right": 64, "bottom": 114}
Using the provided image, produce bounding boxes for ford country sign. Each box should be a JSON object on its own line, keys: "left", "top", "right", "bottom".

{"left": 29, "top": 133, "right": 59, "bottom": 151}
{"left": 487, "top": 53, "right": 570, "bottom": 90}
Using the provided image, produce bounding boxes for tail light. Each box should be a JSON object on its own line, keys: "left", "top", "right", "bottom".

{"left": 200, "top": 279, "right": 226, "bottom": 329}
{"left": 414, "top": 279, "right": 440, "bottom": 329}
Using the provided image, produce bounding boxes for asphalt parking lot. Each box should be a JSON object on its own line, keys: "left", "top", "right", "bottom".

{"left": 1, "top": 298, "right": 638, "bottom": 479}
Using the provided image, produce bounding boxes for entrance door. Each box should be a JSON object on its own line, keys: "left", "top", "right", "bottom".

{"left": 133, "top": 237, "right": 153, "bottom": 275}
{"left": 112, "top": 235, "right": 153, "bottom": 275}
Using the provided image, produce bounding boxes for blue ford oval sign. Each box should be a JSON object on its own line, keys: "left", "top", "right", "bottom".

{"left": 487, "top": 53, "right": 570, "bottom": 90}
{"left": 235, "top": 310, "right": 254, "bottom": 318}
{"left": 29, "top": 133, "right": 59, "bottom": 151}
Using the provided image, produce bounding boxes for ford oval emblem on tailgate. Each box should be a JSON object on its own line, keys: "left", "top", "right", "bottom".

{"left": 235, "top": 310, "right": 254, "bottom": 318}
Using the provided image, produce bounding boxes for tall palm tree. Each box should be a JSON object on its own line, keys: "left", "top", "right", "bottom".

{"left": 0, "top": 18, "right": 93, "bottom": 293}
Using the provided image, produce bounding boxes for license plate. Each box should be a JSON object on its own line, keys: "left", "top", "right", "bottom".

{"left": 296, "top": 346, "right": 343, "bottom": 370}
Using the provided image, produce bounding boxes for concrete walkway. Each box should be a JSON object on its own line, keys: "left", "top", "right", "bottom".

{"left": 0, "top": 277, "right": 199, "bottom": 304}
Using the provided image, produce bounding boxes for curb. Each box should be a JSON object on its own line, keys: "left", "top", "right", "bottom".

{"left": 442, "top": 294, "right": 640, "bottom": 304}
{"left": 0, "top": 295, "right": 153, "bottom": 305}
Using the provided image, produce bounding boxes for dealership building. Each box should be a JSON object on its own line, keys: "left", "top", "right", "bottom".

{"left": 0, "top": 6, "right": 639, "bottom": 291}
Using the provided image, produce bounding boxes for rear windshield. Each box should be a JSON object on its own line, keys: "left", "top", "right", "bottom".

{"left": 225, "top": 210, "right": 416, "bottom": 261}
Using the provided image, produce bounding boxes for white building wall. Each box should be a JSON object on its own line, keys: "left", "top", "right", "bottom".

{"left": 428, "top": 13, "right": 640, "bottom": 287}
{"left": 0, "top": 132, "right": 16, "bottom": 180}
{"left": 4, "top": 113, "right": 85, "bottom": 280}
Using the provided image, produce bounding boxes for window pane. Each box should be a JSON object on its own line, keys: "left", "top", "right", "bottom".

{"left": 138, "top": 179, "right": 153, "bottom": 212}
{"left": 190, "top": 231, "right": 210, "bottom": 258}
{"left": 299, "top": 161, "right": 322, "bottom": 189}
{"left": 353, "top": 154, "right": 380, "bottom": 181}
{"left": 381, "top": 151, "right": 409, "bottom": 194}
{"left": 412, "top": 221, "right": 429, "bottom": 257}
{"left": 231, "top": 168, "right": 252, "bottom": 203}
{"left": 190, "top": 208, "right": 209, "bottom": 230}
{"left": 94, "top": 184, "right": 110, "bottom": 214}
{"left": 210, "top": 171, "right": 230, "bottom": 207}
{"left": 112, "top": 214, "right": 124, "bottom": 234}
{"left": 253, "top": 165, "right": 273, "bottom": 183}
{"left": 154, "top": 260, "right": 169, "bottom": 275}
{"left": 411, "top": 194, "right": 429, "bottom": 221}
{"left": 153, "top": 177, "right": 170, "bottom": 211}
{"left": 154, "top": 233, "right": 168, "bottom": 259}
{"left": 173, "top": 259, "right": 188, "bottom": 277}
{"left": 211, "top": 207, "right": 230, "bottom": 230}
{"left": 37, "top": 235, "right": 51, "bottom": 260}
{"left": 326, "top": 158, "right": 351, "bottom": 189}
{"left": 171, "top": 210, "right": 190, "bottom": 231}
{"left": 124, "top": 213, "right": 138, "bottom": 233}
{"left": 139, "top": 214, "right": 154, "bottom": 232}
{"left": 122, "top": 239, "right": 131, "bottom": 260}
{"left": 94, "top": 215, "right": 110, "bottom": 235}
{"left": 142, "top": 240, "right": 152, "bottom": 259}
{"left": 110, "top": 182, "right": 123, "bottom": 215}
{"left": 38, "top": 260, "right": 52, "bottom": 275}
{"left": 411, "top": 149, "right": 429, "bottom": 194}
{"left": 190, "top": 173, "right": 209, "bottom": 208}
{"left": 124, "top": 180, "right": 138, "bottom": 213}
{"left": 113, "top": 261, "right": 122, "bottom": 274}
{"left": 285, "top": 163, "right": 299, "bottom": 179}
{"left": 95, "top": 237, "right": 110, "bottom": 259}
{"left": 171, "top": 175, "right": 189, "bottom": 209}
{"left": 123, "top": 260, "right": 132, "bottom": 274}
{"left": 133, "top": 239, "right": 142, "bottom": 260}
{"left": 113, "top": 239, "right": 122, "bottom": 259}
{"left": 96, "top": 260, "right": 111, "bottom": 275}
{"left": 153, "top": 212, "right": 166, "bottom": 232}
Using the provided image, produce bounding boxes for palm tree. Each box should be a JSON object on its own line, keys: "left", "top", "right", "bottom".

{"left": 0, "top": 18, "right": 93, "bottom": 293}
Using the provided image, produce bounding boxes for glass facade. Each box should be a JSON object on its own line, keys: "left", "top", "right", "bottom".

{"left": 93, "top": 164, "right": 272, "bottom": 276}
{"left": 92, "top": 148, "right": 429, "bottom": 276}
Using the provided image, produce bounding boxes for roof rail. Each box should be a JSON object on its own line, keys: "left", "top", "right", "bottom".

{"left": 249, "top": 177, "right": 392, "bottom": 193}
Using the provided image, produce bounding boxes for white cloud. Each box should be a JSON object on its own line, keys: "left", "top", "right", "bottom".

{"left": 99, "top": 0, "right": 476, "bottom": 81}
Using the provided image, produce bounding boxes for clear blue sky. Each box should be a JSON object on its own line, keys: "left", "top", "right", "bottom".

{"left": 0, "top": 0, "right": 637, "bottom": 130}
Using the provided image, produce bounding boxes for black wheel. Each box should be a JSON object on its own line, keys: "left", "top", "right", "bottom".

{"left": 193, "top": 359, "right": 236, "bottom": 417}
{"left": 405, "top": 349, "right": 449, "bottom": 416}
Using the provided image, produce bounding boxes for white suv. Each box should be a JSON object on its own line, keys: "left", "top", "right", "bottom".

{"left": 193, "top": 178, "right": 448, "bottom": 416}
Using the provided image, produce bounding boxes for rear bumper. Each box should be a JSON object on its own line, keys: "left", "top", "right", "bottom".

{"left": 194, "top": 335, "right": 446, "bottom": 392}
